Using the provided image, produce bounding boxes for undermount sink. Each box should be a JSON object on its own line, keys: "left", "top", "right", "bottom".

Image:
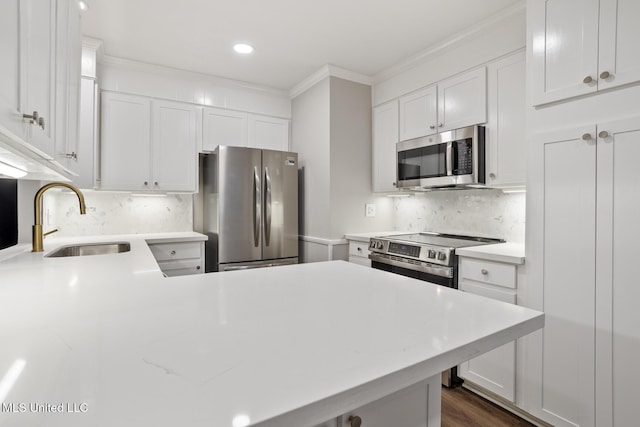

{"left": 45, "top": 242, "right": 131, "bottom": 258}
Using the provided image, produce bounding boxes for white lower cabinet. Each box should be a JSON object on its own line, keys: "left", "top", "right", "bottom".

{"left": 458, "top": 257, "right": 519, "bottom": 403}
{"left": 100, "top": 92, "right": 199, "bottom": 192}
{"left": 318, "top": 376, "right": 440, "bottom": 427}
{"left": 526, "top": 116, "right": 640, "bottom": 427}
{"left": 147, "top": 241, "right": 205, "bottom": 277}
{"left": 347, "top": 240, "right": 371, "bottom": 267}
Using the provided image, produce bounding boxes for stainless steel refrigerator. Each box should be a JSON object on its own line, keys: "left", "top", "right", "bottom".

{"left": 201, "top": 146, "right": 298, "bottom": 272}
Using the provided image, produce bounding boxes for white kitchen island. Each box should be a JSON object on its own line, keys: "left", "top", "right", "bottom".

{"left": 0, "top": 237, "right": 543, "bottom": 426}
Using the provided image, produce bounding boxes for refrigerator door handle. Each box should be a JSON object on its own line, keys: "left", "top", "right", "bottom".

{"left": 253, "top": 166, "right": 261, "bottom": 247}
{"left": 264, "top": 166, "right": 272, "bottom": 247}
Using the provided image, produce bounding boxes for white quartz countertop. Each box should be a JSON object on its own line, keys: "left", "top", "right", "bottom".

{"left": 0, "top": 236, "right": 542, "bottom": 426}
{"left": 455, "top": 242, "right": 525, "bottom": 265}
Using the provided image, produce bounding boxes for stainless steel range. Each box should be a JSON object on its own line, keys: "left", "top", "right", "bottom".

{"left": 368, "top": 231, "right": 505, "bottom": 387}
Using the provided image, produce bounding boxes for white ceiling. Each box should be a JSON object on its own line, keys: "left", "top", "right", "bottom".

{"left": 81, "top": 0, "right": 521, "bottom": 91}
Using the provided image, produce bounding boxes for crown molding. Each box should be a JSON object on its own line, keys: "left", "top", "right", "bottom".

{"left": 99, "top": 55, "right": 290, "bottom": 97}
{"left": 372, "top": 0, "right": 526, "bottom": 84}
{"left": 289, "top": 64, "right": 372, "bottom": 99}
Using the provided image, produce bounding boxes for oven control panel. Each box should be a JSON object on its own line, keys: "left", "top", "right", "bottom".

{"left": 368, "top": 238, "right": 453, "bottom": 266}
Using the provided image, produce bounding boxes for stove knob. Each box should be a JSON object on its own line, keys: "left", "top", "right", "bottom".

{"left": 428, "top": 249, "right": 436, "bottom": 259}
{"left": 437, "top": 251, "right": 447, "bottom": 261}
{"left": 376, "top": 241, "right": 384, "bottom": 249}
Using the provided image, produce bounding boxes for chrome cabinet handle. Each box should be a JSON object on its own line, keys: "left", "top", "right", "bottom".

{"left": 23, "top": 111, "right": 45, "bottom": 129}
{"left": 481, "top": 269, "right": 488, "bottom": 275}
{"left": 582, "top": 133, "right": 592, "bottom": 141}
{"left": 600, "top": 71, "right": 610, "bottom": 79}
{"left": 583, "top": 76, "right": 593, "bottom": 84}
{"left": 598, "top": 131, "right": 609, "bottom": 138}
{"left": 170, "top": 250, "right": 176, "bottom": 255}
{"left": 348, "top": 415, "right": 362, "bottom": 427}
{"left": 65, "top": 152, "right": 77, "bottom": 160}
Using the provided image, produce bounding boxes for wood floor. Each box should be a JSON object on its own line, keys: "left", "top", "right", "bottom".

{"left": 441, "top": 387, "right": 534, "bottom": 427}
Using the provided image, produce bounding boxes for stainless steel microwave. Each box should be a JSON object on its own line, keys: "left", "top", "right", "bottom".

{"left": 396, "top": 125, "right": 485, "bottom": 189}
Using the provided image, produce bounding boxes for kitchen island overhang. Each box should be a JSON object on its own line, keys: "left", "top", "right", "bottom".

{"left": 0, "top": 243, "right": 543, "bottom": 427}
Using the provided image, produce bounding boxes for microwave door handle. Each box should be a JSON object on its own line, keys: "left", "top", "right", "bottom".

{"left": 446, "top": 142, "right": 453, "bottom": 176}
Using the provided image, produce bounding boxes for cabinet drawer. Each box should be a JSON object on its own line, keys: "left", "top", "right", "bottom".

{"left": 158, "top": 259, "right": 203, "bottom": 276}
{"left": 149, "top": 242, "right": 202, "bottom": 261}
{"left": 349, "top": 256, "right": 371, "bottom": 268}
{"left": 349, "top": 241, "right": 370, "bottom": 257}
{"left": 459, "top": 281, "right": 516, "bottom": 304}
{"left": 459, "top": 257, "right": 516, "bottom": 289}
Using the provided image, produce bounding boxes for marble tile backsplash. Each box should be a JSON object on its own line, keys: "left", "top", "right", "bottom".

{"left": 392, "top": 189, "right": 526, "bottom": 243}
{"left": 44, "top": 190, "right": 193, "bottom": 237}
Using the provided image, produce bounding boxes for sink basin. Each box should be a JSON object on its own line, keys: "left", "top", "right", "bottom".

{"left": 45, "top": 242, "right": 131, "bottom": 258}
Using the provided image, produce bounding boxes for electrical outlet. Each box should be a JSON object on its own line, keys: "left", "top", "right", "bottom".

{"left": 365, "top": 203, "right": 376, "bottom": 217}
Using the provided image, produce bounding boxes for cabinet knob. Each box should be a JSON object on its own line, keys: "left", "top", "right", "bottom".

{"left": 170, "top": 250, "right": 176, "bottom": 255}
{"left": 196, "top": 265, "right": 201, "bottom": 270}
{"left": 392, "top": 182, "right": 396, "bottom": 187}
{"left": 357, "top": 247, "right": 362, "bottom": 252}
{"left": 481, "top": 269, "right": 488, "bottom": 275}
{"left": 438, "top": 123, "right": 444, "bottom": 128}
{"left": 154, "top": 181, "right": 159, "bottom": 186}
{"left": 583, "top": 75, "right": 593, "bottom": 84}
{"left": 65, "top": 152, "right": 78, "bottom": 160}
{"left": 581, "top": 133, "right": 592, "bottom": 141}
{"left": 429, "top": 124, "right": 435, "bottom": 130}
{"left": 600, "top": 71, "right": 611, "bottom": 79}
{"left": 489, "top": 172, "right": 496, "bottom": 179}
{"left": 348, "top": 415, "right": 362, "bottom": 427}
{"left": 144, "top": 181, "right": 149, "bottom": 186}
{"left": 598, "top": 131, "right": 609, "bottom": 138}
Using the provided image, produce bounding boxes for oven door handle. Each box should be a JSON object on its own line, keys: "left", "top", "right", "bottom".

{"left": 369, "top": 253, "right": 453, "bottom": 278}
{"left": 446, "top": 141, "right": 453, "bottom": 176}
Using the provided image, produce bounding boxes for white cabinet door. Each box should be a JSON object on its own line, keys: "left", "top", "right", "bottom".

{"left": 54, "top": 0, "right": 82, "bottom": 173}
{"left": 529, "top": 0, "right": 600, "bottom": 106}
{"left": 486, "top": 52, "right": 526, "bottom": 188}
{"left": 458, "top": 277, "right": 517, "bottom": 402}
{"left": 73, "top": 78, "right": 97, "bottom": 189}
{"left": 100, "top": 92, "right": 151, "bottom": 191}
{"left": 151, "top": 100, "right": 199, "bottom": 192}
{"left": 398, "top": 85, "right": 437, "bottom": 141}
{"left": 372, "top": 100, "right": 398, "bottom": 192}
{"left": 0, "top": 0, "right": 24, "bottom": 141}
{"left": 526, "top": 125, "right": 597, "bottom": 427}
{"left": 247, "top": 114, "right": 289, "bottom": 151}
{"left": 338, "top": 377, "right": 440, "bottom": 427}
{"left": 595, "top": 116, "right": 640, "bottom": 427}
{"left": 437, "top": 67, "right": 486, "bottom": 132}
{"left": 598, "top": 0, "right": 640, "bottom": 91}
{"left": 202, "top": 107, "right": 247, "bottom": 151}
{"left": 22, "top": 0, "right": 57, "bottom": 156}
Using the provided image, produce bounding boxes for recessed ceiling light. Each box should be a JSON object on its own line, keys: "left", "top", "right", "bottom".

{"left": 233, "top": 43, "right": 254, "bottom": 54}
{"left": 78, "top": 1, "right": 88, "bottom": 11}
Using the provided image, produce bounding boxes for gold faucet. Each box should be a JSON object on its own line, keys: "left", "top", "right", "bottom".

{"left": 33, "top": 182, "right": 86, "bottom": 252}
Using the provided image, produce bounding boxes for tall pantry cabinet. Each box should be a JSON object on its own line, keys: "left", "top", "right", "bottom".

{"left": 525, "top": 1, "right": 640, "bottom": 426}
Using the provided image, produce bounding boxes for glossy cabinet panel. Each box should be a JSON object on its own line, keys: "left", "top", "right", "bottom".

{"left": 202, "top": 107, "right": 247, "bottom": 150}
{"left": 247, "top": 114, "right": 289, "bottom": 151}
{"left": 437, "top": 67, "right": 486, "bottom": 133}
{"left": 399, "top": 86, "right": 437, "bottom": 141}
{"left": 372, "top": 100, "right": 399, "bottom": 192}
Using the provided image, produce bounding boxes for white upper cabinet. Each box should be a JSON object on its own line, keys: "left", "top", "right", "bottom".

{"left": 398, "top": 86, "right": 437, "bottom": 141}
{"left": 101, "top": 92, "right": 199, "bottom": 192}
{"left": 101, "top": 92, "right": 152, "bottom": 191}
{"left": 202, "top": 107, "right": 247, "bottom": 151}
{"left": 0, "top": 0, "right": 57, "bottom": 158}
{"left": 151, "top": 100, "right": 199, "bottom": 192}
{"left": 202, "top": 107, "right": 290, "bottom": 152}
{"left": 437, "top": 67, "right": 486, "bottom": 133}
{"left": 247, "top": 114, "right": 289, "bottom": 151}
{"left": 372, "top": 100, "right": 399, "bottom": 192}
{"left": 530, "top": 0, "right": 640, "bottom": 106}
{"left": 397, "top": 68, "right": 486, "bottom": 142}
{"left": 486, "top": 51, "right": 526, "bottom": 188}
{"left": 598, "top": 0, "right": 640, "bottom": 90}
{"left": 54, "top": 0, "right": 82, "bottom": 173}
{"left": 21, "top": 0, "right": 57, "bottom": 156}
